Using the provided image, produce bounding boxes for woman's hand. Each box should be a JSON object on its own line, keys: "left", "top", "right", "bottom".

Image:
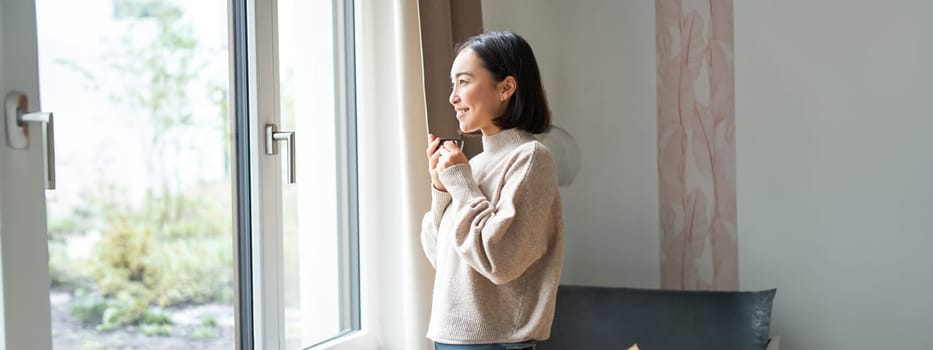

{"left": 426, "top": 134, "right": 468, "bottom": 192}
{"left": 435, "top": 140, "right": 468, "bottom": 173}
{"left": 426, "top": 134, "right": 445, "bottom": 191}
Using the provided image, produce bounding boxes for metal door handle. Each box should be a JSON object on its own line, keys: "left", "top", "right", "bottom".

{"left": 265, "top": 124, "right": 296, "bottom": 184}
{"left": 4, "top": 92, "right": 56, "bottom": 189}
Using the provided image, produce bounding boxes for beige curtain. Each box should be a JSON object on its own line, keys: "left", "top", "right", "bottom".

{"left": 418, "top": 0, "right": 484, "bottom": 158}
{"left": 355, "top": 0, "right": 434, "bottom": 349}
{"left": 396, "top": 0, "right": 434, "bottom": 349}
{"left": 393, "top": 1, "right": 485, "bottom": 347}
{"left": 357, "top": 2, "right": 484, "bottom": 349}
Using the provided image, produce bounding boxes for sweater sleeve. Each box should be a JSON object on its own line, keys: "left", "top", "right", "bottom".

{"left": 438, "top": 143, "right": 558, "bottom": 285}
{"left": 420, "top": 186, "right": 452, "bottom": 269}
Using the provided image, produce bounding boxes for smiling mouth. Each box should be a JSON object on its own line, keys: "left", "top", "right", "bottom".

{"left": 456, "top": 108, "right": 469, "bottom": 118}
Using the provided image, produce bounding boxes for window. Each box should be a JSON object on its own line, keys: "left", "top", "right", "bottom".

{"left": 247, "top": 0, "right": 361, "bottom": 348}
{"left": 38, "top": 0, "right": 235, "bottom": 348}
{"left": 275, "top": 0, "right": 360, "bottom": 347}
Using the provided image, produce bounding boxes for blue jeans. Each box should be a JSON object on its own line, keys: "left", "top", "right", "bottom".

{"left": 434, "top": 341, "right": 536, "bottom": 350}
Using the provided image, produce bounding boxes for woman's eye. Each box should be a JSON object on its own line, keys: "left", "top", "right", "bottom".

{"left": 459, "top": 79, "right": 468, "bottom": 85}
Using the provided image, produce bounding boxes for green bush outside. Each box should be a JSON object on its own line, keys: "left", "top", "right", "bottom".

{"left": 52, "top": 188, "right": 232, "bottom": 331}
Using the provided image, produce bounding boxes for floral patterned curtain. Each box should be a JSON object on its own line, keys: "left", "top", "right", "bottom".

{"left": 657, "top": 0, "right": 737, "bottom": 290}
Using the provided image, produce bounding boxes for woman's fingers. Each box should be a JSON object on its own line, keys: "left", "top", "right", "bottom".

{"left": 429, "top": 149, "right": 441, "bottom": 168}
{"left": 439, "top": 141, "right": 467, "bottom": 166}
{"left": 435, "top": 155, "right": 449, "bottom": 171}
{"left": 444, "top": 141, "right": 465, "bottom": 156}
{"left": 436, "top": 154, "right": 457, "bottom": 172}
{"left": 426, "top": 136, "right": 441, "bottom": 158}
{"left": 429, "top": 137, "right": 468, "bottom": 176}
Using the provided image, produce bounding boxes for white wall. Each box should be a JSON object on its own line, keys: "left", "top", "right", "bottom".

{"left": 482, "top": 0, "right": 660, "bottom": 288}
{"left": 485, "top": 0, "right": 933, "bottom": 348}
{"left": 736, "top": 1, "right": 933, "bottom": 349}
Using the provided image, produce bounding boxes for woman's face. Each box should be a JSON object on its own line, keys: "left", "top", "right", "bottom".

{"left": 449, "top": 49, "right": 508, "bottom": 136}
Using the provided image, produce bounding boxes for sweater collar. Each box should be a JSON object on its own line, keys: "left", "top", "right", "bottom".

{"left": 481, "top": 128, "right": 534, "bottom": 155}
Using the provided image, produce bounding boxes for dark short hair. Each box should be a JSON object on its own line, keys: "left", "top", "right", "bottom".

{"left": 456, "top": 31, "right": 551, "bottom": 134}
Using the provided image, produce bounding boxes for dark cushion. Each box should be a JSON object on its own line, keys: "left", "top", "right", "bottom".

{"left": 537, "top": 285, "right": 776, "bottom": 350}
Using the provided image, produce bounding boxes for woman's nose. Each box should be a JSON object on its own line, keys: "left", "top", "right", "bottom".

{"left": 449, "top": 89, "right": 458, "bottom": 105}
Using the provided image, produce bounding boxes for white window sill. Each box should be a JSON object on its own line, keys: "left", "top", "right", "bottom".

{"left": 310, "top": 330, "right": 380, "bottom": 350}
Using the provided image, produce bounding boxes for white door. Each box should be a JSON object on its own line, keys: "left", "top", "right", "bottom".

{"left": 0, "top": 0, "right": 54, "bottom": 349}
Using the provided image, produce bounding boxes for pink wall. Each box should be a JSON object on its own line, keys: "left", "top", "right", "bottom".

{"left": 656, "top": 0, "right": 737, "bottom": 290}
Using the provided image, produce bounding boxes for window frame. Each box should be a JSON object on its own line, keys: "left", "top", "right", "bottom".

{"left": 235, "top": 0, "right": 368, "bottom": 348}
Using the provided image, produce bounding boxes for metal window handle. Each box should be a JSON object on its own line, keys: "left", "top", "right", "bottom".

{"left": 19, "top": 112, "right": 56, "bottom": 189}
{"left": 265, "top": 124, "right": 296, "bottom": 184}
{"left": 4, "top": 92, "right": 56, "bottom": 190}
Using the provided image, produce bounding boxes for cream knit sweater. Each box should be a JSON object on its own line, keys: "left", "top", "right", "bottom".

{"left": 421, "top": 128, "right": 564, "bottom": 344}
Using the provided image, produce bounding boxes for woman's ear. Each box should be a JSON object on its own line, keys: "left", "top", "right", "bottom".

{"left": 499, "top": 76, "right": 517, "bottom": 102}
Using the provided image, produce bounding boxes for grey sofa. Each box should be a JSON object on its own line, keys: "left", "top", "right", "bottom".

{"left": 537, "top": 285, "right": 779, "bottom": 350}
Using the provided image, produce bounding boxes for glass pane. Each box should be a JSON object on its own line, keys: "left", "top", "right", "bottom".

{"left": 278, "top": 0, "right": 353, "bottom": 347}
{"left": 36, "top": 0, "right": 235, "bottom": 348}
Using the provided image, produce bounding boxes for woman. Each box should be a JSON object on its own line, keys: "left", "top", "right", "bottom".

{"left": 421, "top": 31, "right": 564, "bottom": 350}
